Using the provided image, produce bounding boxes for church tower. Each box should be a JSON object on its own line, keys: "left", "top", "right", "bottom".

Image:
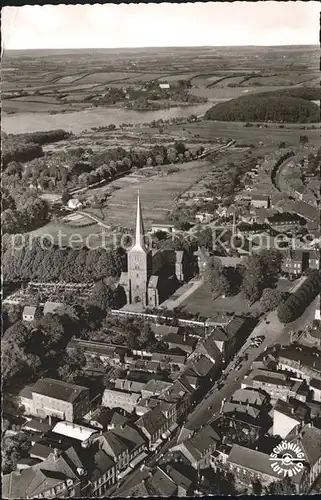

{"left": 127, "top": 193, "right": 151, "bottom": 305}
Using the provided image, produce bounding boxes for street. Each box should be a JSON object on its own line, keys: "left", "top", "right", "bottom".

{"left": 184, "top": 287, "right": 317, "bottom": 432}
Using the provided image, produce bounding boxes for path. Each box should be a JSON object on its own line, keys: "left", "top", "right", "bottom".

{"left": 77, "top": 211, "right": 111, "bottom": 230}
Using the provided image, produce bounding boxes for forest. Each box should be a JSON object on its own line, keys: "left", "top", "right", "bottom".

{"left": 205, "top": 92, "right": 320, "bottom": 123}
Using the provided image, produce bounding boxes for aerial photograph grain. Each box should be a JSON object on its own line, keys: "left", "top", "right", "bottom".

{"left": 2, "top": 2, "right": 321, "bottom": 498}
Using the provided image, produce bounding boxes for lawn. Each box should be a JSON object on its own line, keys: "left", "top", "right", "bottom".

{"left": 181, "top": 281, "right": 253, "bottom": 317}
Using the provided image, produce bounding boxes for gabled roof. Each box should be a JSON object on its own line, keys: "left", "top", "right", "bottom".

{"left": 286, "top": 424, "right": 321, "bottom": 466}
{"left": 23, "top": 306, "right": 37, "bottom": 316}
{"left": 91, "top": 450, "right": 115, "bottom": 482}
{"left": 231, "top": 388, "right": 267, "bottom": 406}
{"left": 43, "top": 301, "right": 63, "bottom": 315}
{"left": 228, "top": 444, "right": 282, "bottom": 479}
{"left": 142, "top": 379, "right": 172, "bottom": 395}
{"left": 136, "top": 405, "right": 167, "bottom": 437}
{"left": 152, "top": 467, "right": 177, "bottom": 496}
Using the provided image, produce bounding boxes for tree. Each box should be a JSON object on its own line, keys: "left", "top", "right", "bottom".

{"left": 2, "top": 433, "right": 31, "bottom": 474}
{"left": 299, "top": 135, "right": 309, "bottom": 145}
{"left": 241, "top": 255, "right": 265, "bottom": 303}
{"left": 88, "top": 280, "right": 116, "bottom": 313}
{"left": 61, "top": 191, "right": 71, "bottom": 205}
{"left": 57, "top": 347, "right": 87, "bottom": 383}
{"left": 265, "top": 478, "right": 296, "bottom": 495}
{"left": 260, "top": 288, "right": 289, "bottom": 312}
{"left": 206, "top": 257, "right": 231, "bottom": 297}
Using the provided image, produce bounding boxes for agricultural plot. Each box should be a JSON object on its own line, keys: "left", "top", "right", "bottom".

{"left": 2, "top": 99, "right": 69, "bottom": 113}
{"left": 55, "top": 74, "right": 87, "bottom": 84}
{"left": 92, "top": 159, "right": 213, "bottom": 228}
{"left": 78, "top": 72, "right": 143, "bottom": 84}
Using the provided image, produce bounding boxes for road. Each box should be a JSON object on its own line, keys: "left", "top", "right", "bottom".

{"left": 103, "top": 428, "right": 180, "bottom": 497}
{"left": 183, "top": 278, "right": 316, "bottom": 433}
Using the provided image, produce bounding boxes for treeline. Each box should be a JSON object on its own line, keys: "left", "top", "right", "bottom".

{"left": 2, "top": 239, "right": 125, "bottom": 282}
{"left": 271, "top": 151, "right": 295, "bottom": 188}
{"left": 2, "top": 194, "right": 50, "bottom": 235}
{"left": 277, "top": 270, "right": 321, "bottom": 323}
{"left": 205, "top": 94, "right": 320, "bottom": 123}
{"left": 18, "top": 141, "right": 203, "bottom": 193}
{"left": 2, "top": 129, "right": 72, "bottom": 168}
{"left": 257, "top": 87, "right": 320, "bottom": 102}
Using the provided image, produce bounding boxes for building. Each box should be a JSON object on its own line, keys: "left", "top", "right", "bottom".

{"left": 277, "top": 345, "right": 321, "bottom": 383}
{"left": 194, "top": 246, "right": 210, "bottom": 276}
{"left": 90, "top": 450, "right": 117, "bottom": 496}
{"left": 285, "top": 424, "right": 321, "bottom": 491}
{"left": 281, "top": 249, "right": 309, "bottom": 276}
{"left": 120, "top": 194, "right": 189, "bottom": 308}
{"left": 310, "top": 379, "right": 321, "bottom": 402}
{"left": 242, "top": 370, "right": 309, "bottom": 403}
{"left": 195, "top": 212, "right": 214, "bottom": 224}
{"left": 171, "top": 425, "right": 220, "bottom": 469}
{"left": 67, "top": 198, "right": 82, "bottom": 210}
{"left": 159, "top": 83, "right": 170, "bottom": 89}
{"left": 22, "top": 305, "right": 38, "bottom": 322}
{"left": 162, "top": 332, "right": 197, "bottom": 354}
{"left": 18, "top": 378, "right": 90, "bottom": 422}
{"left": 93, "top": 424, "right": 146, "bottom": 471}
{"left": 272, "top": 398, "right": 311, "bottom": 438}
{"left": 250, "top": 195, "right": 270, "bottom": 209}
{"left": 102, "top": 388, "right": 141, "bottom": 413}
{"left": 227, "top": 444, "right": 287, "bottom": 489}
{"left": 51, "top": 421, "right": 98, "bottom": 448}
{"left": 151, "top": 222, "right": 175, "bottom": 234}
{"left": 2, "top": 446, "right": 86, "bottom": 499}
{"left": 136, "top": 404, "right": 169, "bottom": 448}
{"left": 43, "top": 301, "right": 63, "bottom": 315}
{"left": 266, "top": 212, "right": 304, "bottom": 229}
{"left": 309, "top": 250, "right": 320, "bottom": 270}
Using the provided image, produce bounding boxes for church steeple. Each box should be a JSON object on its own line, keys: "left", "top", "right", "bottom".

{"left": 133, "top": 192, "right": 147, "bottom": 251}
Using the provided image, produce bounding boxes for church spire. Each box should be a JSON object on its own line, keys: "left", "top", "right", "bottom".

{"left": 135, "top": 191, "right": 146, "bottom": 249}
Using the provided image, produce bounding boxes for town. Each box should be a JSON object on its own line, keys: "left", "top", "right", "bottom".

{"left": 2, "top": 3, "right": 321, "bottom": 499}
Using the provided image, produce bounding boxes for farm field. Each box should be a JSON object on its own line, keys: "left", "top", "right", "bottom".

{"left": 86, "top": 159, "right": 214, "bottom": 229}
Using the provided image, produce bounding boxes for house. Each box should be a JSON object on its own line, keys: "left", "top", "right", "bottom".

{"left": 159, "top": 83, "right": 170, "bottom": 89}
{"left": 171, "top": 425, "right": 220, "bottom": 469}
{"left": 195, "top": 212, "right": 214, "bottom": 224}
{"left": 227, "top": 444, "right": 286, "bottom": 490}
{"left": 2, "top": 446, "right": 86, "bottom": 499}
{"left": 141, "top": 379, "right": 172, "bottom": 399}
{"left": 93, "top": 423, "right": 146, "bottom": 472}
{"left": 151, "top": 351, "right": 186, "bottom": 368}
{"left": 22, "top": 305, "right": 38, "bottom": 322}
{"left": 231, "top": 388, "right": 268, "bottom": 407}
{"left": 309, "top": 250, "right": 320, "bottom": 270}
{"left": 159, "top": 378, "right": 194, "bottom": 420}
{"left": 207, "top": 316, "right": 248, "bottom": 362}
{"left": 192, "top": 334, "right": 222, "bottom": 366}
{"left": 272, "top": 398, "right": 311, "bottom": 438}
{"left": 151, "top": 222, "right": 175, "bottom": 234}
{"left": 90, "top": 450, "right": 117, "bottom": 496}
{"left": 182, "top": 355, "right": 215, "bottom": 389}
{"left": 162, "top": 463, "right": 194, "bottom": 496}
{"left": 67, "top": 339, "right": 130, "bottom": 366}
{"left": 310, "top": 379, "right": 321, "bottom": 402}
{"left": 242, "top": 370, "right": 309, "bottom": 403}
{"left": 52, "top": 421, "right": 98, "bottom": 448}
{"left": 102, "top": 388, "right": 141, "bottom": 413}
{"left": 277, "top": 345, "right": 321, "bottom": 383}
{"left": 89, "top": 407, "right": 132, "bottom": 431}
{"left": 136, "top": 404, "right": 169, "bottom": 448}
{"left": 17, "top": 378, "right": 90, "bottom": 422}
{"left": 285, "top": 424, "right": 321, "bottom": 491}
{"left": 67, "top": 198, "right": 82, "bottom": 210}
{"left": 266, "top": 212, "right": 304, "bottom": 229}
{"left": 114, "top": 378, "right": 146, "bottom": 394}
{"left": 281, "top": 249, "right": 309, "bottom": 276}
{"left": 250, "top": 194, "right": 270, "bottom": 209}
{"left": 162, "top": 332, "right": 197, "bottom": 354}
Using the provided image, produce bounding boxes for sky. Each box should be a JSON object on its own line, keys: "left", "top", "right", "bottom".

{"left": 2, "top": 2, "right": 320, "bottom": 51}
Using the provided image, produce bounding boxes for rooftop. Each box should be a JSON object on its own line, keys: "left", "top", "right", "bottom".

{"left": 52, "top": 421, "right": 97, "bottom": 442}
{"left": 31, "top": 377, "right": 89, "bottom": 403}
{"left": 278, "top": 345, "right": 321, "bottom": 373}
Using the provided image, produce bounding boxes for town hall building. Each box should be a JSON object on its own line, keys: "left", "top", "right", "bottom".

{"left": 120, "top": 194, "right": 194, "bottom": 308}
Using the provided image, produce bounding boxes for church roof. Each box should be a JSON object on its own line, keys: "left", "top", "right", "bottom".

{"left": 130, "top": 192, "right": 147, "bottom": 252}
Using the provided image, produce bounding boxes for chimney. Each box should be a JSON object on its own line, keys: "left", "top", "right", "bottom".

{"left": 48, "top": 415, "right": 52, "bottom": 426}
{"left": 53, "top": 448, "right": 59, "bottom": 460}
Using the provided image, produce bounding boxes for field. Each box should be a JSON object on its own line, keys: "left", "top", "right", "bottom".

{"left": 181, "top": 281, "right": 253, "bottom": 317}
{"left": 2, "top": 46, "right": 318, "bottom": 118}
{"left": 88, "top": 159, "right": 214, "bottom": 228}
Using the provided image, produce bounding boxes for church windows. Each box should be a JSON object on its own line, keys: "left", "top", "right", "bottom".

{"left": 135, "top": 265, "right": 140, "bottom": 270}
{"left": 136, "top": 273, "right": 139, "bottom": 278}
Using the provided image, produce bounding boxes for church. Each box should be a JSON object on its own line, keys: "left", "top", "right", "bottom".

{"left": 119, "top": 194, "right": 193, "bottom": 308}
